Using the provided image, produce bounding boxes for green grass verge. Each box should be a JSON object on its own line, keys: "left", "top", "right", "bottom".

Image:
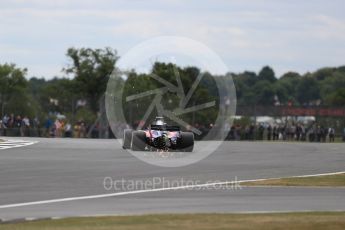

{"left": 242, "top": 173, "right": 345, "bottom": 187}
{"left": 1, "top": 212, "right": 344, "bottom": 230}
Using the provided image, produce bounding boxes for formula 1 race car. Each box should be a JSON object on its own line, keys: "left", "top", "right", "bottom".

{"left": 122, "top": 117, "right": 194, "bottom": 152}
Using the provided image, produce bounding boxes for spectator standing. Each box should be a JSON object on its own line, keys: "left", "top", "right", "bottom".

{"left": 267, "top": 125, "right": 272, "bottom": 141}
{"left": 80, "top": 122, "right": 87, "bottom": 138}
{"left": 235, "top": 125, "right": 241, "bottom": 140}
{"left": 1, "top": 114, "right": 9, "bottom": 136}
{"left": 272, "top": 126, "right": 277, "bottom": 140}
{"left": 91, "top": 123, "right": 100, "bottom": 138}
{"left": 285, "top": 125, "right": 289, "bottom": 140}
{"left": 328, "top": 127, "right": 335, "bottom": 142}
{"left": 74, "top": 121, "right": 81, "bottom": 138}
{"left": 296, "top": 124, "right": 301, "bottom": 141}
{"left": 0, "top": 120, "right": 2, "bottom": 135}
{"left": 14, "top": 115, "right": 22, "bottom": 136}
{"left": 64, "top": 122, "right": 72, "bottom": 137}
{"left": 300, "top": 124, "right": 306, "bottom": 141}
{"left": 229, "top": 125, "right": 235, "bottom": 140}
{"left": 321, "top": 126, "right": 327, "bottom": 142}
{"left": 316, "top": 126, "right": 322, "bottom": 142}
{"left": 32, "top": 117, "right": 40, "bottom": 137}
{"left": 8, "top": 114, "right": 15, "bottom": 129}
{"left": 54, "top": 119, "right": 62, "bottom": 137}
{"left": 244, "top": 125, "right": 250, "bottom": 140}
{"left": 279, "top": 125, "right": 285, "bottom": 140}
{"left": 21, "top": 116, "right": 30, "bottom": 136}
{"left": 44, "top": 117, "right": 53, "bottom": 137}
{"left": 249, "top": 124, "right": 255, "bottom": 140}
{"left": 290, "top": 124, "right": 296, "bottom": 141}
{"left": 258, "top": 124, "right": 264, "bottom": 140}
{"left": 308, "top": 126, "right": 315, "bottom": 142}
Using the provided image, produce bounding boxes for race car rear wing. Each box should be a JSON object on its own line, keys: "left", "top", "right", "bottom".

{"left": 150, "top": 124, "right": 180, "bottom": 131}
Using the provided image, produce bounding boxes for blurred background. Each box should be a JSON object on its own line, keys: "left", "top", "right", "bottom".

{"left": 0, "top": 0, "right": 344, "bottom": 141}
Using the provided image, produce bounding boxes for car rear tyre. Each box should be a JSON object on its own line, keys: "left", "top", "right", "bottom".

{"left": 123, "top": 129, "right": 133, "bottom": 149}
{"left": 179, "top": 132, "right": 194, "bottom": 152}
{"left": 131, "top": 131, "right": 147, "bottom": 151}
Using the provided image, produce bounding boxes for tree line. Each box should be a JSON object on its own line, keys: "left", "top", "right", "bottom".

{"left": 0, "top": 47, "right": 344, "bottom": 126}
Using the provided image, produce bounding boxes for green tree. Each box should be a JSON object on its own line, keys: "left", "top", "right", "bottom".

{"left": 39, "top": 78, "right": 76, "bottom": 115}
{"left": 312, "top": 67, "right": 334, "bottom": 81}
{"left": 232, "top": 71, "right": 258, "bottom": 106}
{"left": 274, "top": 72, "right": 301, "bottom": 105}
{"left": 64, "top": 47, "right": 118, "bottom": 114}
{"left": 296, "top": 75, "right": 320, "bottom": 105}
{"left": 253, "top": 80, "right": 275, "bottom": 105}
{"left": 122, "top": 62, "right": 219, "bottom": 127}
{"left": 319, "top": 69, "right": 345, "bottom": 106}
{"left": 0, "top": 63, "right": 30, "bottom": 116}
{"left": 325, "top": 88, "right": 345, "bottom": 106}
{"left": 258, "top": 66, "right": 276, "bottom": 83}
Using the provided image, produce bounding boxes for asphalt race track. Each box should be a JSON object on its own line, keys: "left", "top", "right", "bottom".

{"left": 0, "top": 137, "right": 344, "bottom": 221}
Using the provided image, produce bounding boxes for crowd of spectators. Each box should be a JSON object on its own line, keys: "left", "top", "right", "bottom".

{"left": 0, "top": 114, "right": 39, "bottom": 137}
{"left": 1, "top": 114, "right": 345, "bottom": 142}
{"left": 225, "top": 123, "right": 341, "bottom": 142}
{"left": 0, "top": 114, "right": 89, "bottom": 138}
{"left": 42, "top": 117, "right": 87, "bottom": 138}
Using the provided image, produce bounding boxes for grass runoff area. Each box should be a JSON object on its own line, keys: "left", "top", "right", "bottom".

{"left": 1, "top": 212, "right": 344, "bottom": 230}
{"left": 242, "top": 173, "right": 345, "bottom": 187}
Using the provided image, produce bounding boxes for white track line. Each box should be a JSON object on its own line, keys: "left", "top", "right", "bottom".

{"left": 0, "top": 171, "right": 344, "bottom": 209}
{"left": 0, "top": 140, "right": 38, "bottom": 150}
